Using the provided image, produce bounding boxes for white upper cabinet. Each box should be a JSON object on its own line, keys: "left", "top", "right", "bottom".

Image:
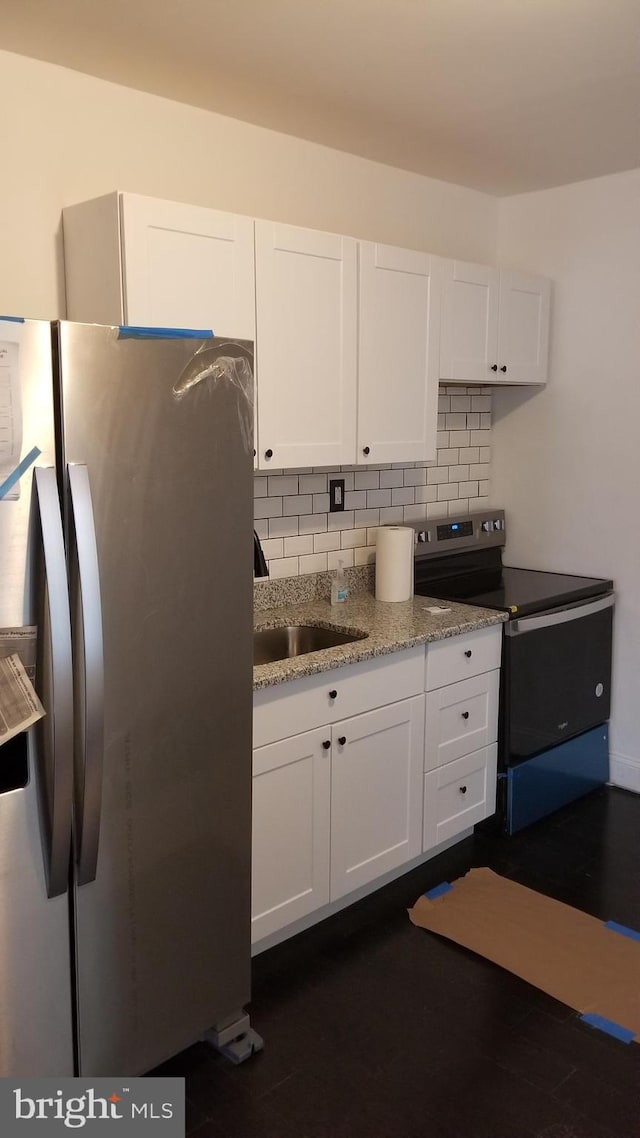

{"left": 440, "top": 259, "right": 550, "bottom": 385}
{"left": 497, "top": 271, "right": 551, "bottom": 385}
{"left": 63, "top": 192, "right": 256, "bottom": 340}
{"left": 254, "top": 221, "right": 357, "bottom": 470}
{"left": 440, "top": 260, "right": 500, "bottom": 384}
{"left": 357, "top": 243, "right": 441, "bottom": 465}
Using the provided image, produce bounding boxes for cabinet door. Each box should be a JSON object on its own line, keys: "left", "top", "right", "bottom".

{"left": 440, "top": 259, "right": 500, "bottom": 382}
{"left": 423, "top": 744, "right": 497, "bottom": 850}
{"left": 330, "top": 696, "right": 425, "bottom": 901}
{"left": 252, "top": 728, "right": 330, "bottom": 943}
{"left": 254, "top": 221, "right": 357, "bottom": 469}
{"left": 497, "top": 271, "right": 550, "bottom": 385}
{"left": 120, "top": 194, "right": 256, "bottom": 339}
{"left": 358, "top": 243, "right": 440, "bottom": 465}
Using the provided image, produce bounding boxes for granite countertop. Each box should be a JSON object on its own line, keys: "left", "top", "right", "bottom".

{"left": 253, "top": 590, "right": 507, "bottom": 690}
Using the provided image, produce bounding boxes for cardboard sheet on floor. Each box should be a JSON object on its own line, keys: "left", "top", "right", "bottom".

{"left": 409, "top": 868, "right": 640, "bottom": 1043}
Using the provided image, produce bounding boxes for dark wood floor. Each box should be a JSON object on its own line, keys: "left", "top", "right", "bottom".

{"left": 153, "top": 786, "right": 640, "bottom": 1138}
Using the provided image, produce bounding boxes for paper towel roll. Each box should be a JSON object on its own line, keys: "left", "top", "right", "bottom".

{"left": 375, "top": 526, "right": 415, "bottom": 602}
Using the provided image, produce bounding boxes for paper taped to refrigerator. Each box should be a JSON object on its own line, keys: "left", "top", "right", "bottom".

{"left": 0, "top": 651, "right": 45, "bottom": 747}
{"left": 0, "top": 339, "right": 22, "bottom": 501}
{"left": 0, "top": 626, "right": 37, "bottom": 681}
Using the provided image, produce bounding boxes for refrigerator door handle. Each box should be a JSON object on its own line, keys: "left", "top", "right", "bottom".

{"left": 34, "top": 466, "right": 74, "bottom": 899}
{"left": 68, "top": 463, "right": 105, "bottom": 887}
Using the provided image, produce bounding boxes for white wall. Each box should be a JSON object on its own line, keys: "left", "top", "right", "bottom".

{"left": 0, "top": 50, "right": 498, "bottom": 319}
{"left": 493, "top": 168, "right": 640, "bottom": 791}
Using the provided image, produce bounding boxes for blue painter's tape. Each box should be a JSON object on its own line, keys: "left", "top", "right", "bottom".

{"left": 0, "top": 445, "right": 41, "bottom": 500}
{"left": 118, "top": 325, "right": 213, "bottom": 340}
{"left": 424, "top": 882, "right": 453, "bottom": 901}
{"left": 0, "top": 315, "right": 25, "bottom": 323}
{"left": 580, "top": 1014, "right": 635, "bottom": 1044}
{"left": 604, "top": 920, "right": 640, "bottom": 943}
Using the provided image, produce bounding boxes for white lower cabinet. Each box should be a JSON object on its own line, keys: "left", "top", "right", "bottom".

{"left": 251, "top": 727, "right": 330, "bottom": 942}
{"left": 330, "top": 696, "right": 425, "bottom": 901}
{"left": 423, "top": 744, "right": 498, "bottom": 849}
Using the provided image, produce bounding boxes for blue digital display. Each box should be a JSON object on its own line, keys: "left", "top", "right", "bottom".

{"left": 451, "top": 524, "right": 459, "bottom": 530}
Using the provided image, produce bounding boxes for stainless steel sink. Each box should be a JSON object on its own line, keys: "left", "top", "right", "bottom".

{"left": 254, "top": 624, "right": 368, "bottom": 666}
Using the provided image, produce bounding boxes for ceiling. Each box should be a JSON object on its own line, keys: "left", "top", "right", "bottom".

{"left": 2, "top": 0, "right": 640, "bottom": 195}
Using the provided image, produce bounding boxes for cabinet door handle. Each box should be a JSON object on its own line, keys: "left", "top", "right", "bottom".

{"left": 329, "top": 689, "right": 337, "bottom": 700}
{"left": 363, "top": 446, "right": 370, "bottom": 456}
{"left": 464, "top": 650, "right": 472, "bottom": 658}
{"left": 500, "top": 365, "right": 507, "bottom": 373}
{"left": 322, "top": 740, "right": 331, "bottom": 750}
{"left": 338, "top": 736, "right": 347, "bottom": 746}
{"left": 461, "top": 711, "right": 470, "bottom": 720}
{"left": 459, "top": 785, "right": 467, "bottom": 794}
{"left": 490, "top": 364, "right": 498, "bottom": 372}
{"left": 264, "top": 448, "right": 273, "bottom": 460}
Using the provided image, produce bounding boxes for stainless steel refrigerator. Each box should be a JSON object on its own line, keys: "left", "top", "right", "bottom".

{"left": 0, "top": 319, "right": 254, "bottom": 1076}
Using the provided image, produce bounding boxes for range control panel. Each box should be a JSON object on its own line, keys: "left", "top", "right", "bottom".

{"left": 411, "top": 510, "right": 506, "bottom": 559}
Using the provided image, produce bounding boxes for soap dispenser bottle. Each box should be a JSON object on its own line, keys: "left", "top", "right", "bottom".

{"left": 331, "top": 559, "right": 349, "bottom": 605}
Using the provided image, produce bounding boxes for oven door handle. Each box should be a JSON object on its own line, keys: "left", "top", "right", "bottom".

{"left": 506, "top": 592, "right": 614, "bottom": 637}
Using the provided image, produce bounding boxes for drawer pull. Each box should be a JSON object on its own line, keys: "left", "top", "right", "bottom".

{"left": 459, "top": 785, "right": 468, "bottom": 794}
{"left": 464, "top": 650, "right": 472, "bottom": 658}
{"left": 329, "top": 689, "right": 337, "bottom": 700}
{"left": 338, "top": 736, "right": 347, "bottom": 746}
{"left": 461, "top": 711, "right": 470, "bottom": 720}
{"left": 322, "top": 740, "right": 331, "bottom": 750}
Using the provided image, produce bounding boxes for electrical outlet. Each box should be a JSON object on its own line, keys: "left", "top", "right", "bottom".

{"left": 329, "top": 478, "right": 345, "bottom": 512}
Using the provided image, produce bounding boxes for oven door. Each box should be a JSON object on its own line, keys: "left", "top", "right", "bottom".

{"left": 503, "top": 593, "right": 613, "bottom": 762}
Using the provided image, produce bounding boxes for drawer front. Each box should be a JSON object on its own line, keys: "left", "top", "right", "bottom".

{"left": 425, "top": 670, "right": 499, "bottom": 770}
{"left": 425, "top": 626, "right": 502, "bottom": 691}
{"left": 253, "top": 647, "right": 424, "bottom": 749}
{"left": 423, "top": 744, "right": 497, "bottom": 850}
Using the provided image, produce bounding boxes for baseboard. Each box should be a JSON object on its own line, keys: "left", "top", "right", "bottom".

{"left": 608, "top": 751, "right": 640, "bottom": 793}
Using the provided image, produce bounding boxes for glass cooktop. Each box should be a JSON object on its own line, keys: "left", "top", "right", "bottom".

{"left": 421, "top": 566, "right": 613, "bottom": 619}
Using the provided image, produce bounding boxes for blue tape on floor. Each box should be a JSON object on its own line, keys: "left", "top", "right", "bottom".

{"left": 0, "top": 315, "right": 25, "bottom": 323}
{"left": 118, "top": 325, "right": 213, "bottom": 340}
{"left": 424, "top": 882, "right": 453, "bottom": 900}
{"left": 0, "top": 446, "right": 41, "bottom": 500}
{"left": 604, "top": 920, "right": 640, "bottom": 942}
{"left": 580, "top": 1014, "right": 635, "bottom": 1044}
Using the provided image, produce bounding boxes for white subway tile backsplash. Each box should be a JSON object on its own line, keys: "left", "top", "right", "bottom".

{"left": 261, "top": 538, "right": 284, "bottom": 560}
{"left": 379, "top": 469, "right": 404, "bottom": 489}
{"left": 414, "top": 485, "right": 438, "bottom": 504}
{"left": 391, "top": 487, "right": 415, "bottom": 506}
{"left": 298, "top": 473, "right": 327, "bottom": 494}
{"left": 403, "top": 468, "right": 427, "bottom": 486}
{"left": 354, "top": 470, "right": 380, "bottom": 490}
{"left": 299, "top": 553, "right": 328, "bottom": 574}
{"left": 354, "top": 545, "right": 376, "bottom": 566}
{"left": 328, "top": 548, "right": 354, "bottom": 569}
{"left": 269, "top": 516, "right": 298, "bottom": 539}
{"left": 255, "top": 497, "right": 283, "bottom": 519}
{"left": 298, "top": 513, "right": 327, "bottom": 534}
{"left": 283, "top": 494, "right": 312, "bottom": 516}
{"left": 268, "top": 475, "right": 299, "bottom": 496}
{"left": 253, "top": 401, "right": 493, "bottom": 577}
{"left": 284, "top": 535, "right": 314, "bottom": 556}
{"left": 366, "top": 489, "right": 392, "bottom": 507}
{"left": 427, "top": 466, "right": 449, "bottom": 485}
{"left": 459, "top": 481, "right": 479, "bottom": 498}
{"left": 438, "top": 483, "right": 459, "bottom": 501}
{"left": 379, "top": 506, "right": 404, "bottom": 524}
{"left": 269, "top": 556, "right": 300, "bottom": 578}
{"left": 345, "top": 490, "right": 367, "bottom": 510}
{"left": 328, "top": 510, "right": 352, "bottom": 531}
{"left": 355, "top": 508, "right": 380, "bottom": 527}
{"left": 341, "top": 528, "right": 367, "bottom": 548}
{"left": 313, "top": 531, "right": 341, "bottom": 553}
